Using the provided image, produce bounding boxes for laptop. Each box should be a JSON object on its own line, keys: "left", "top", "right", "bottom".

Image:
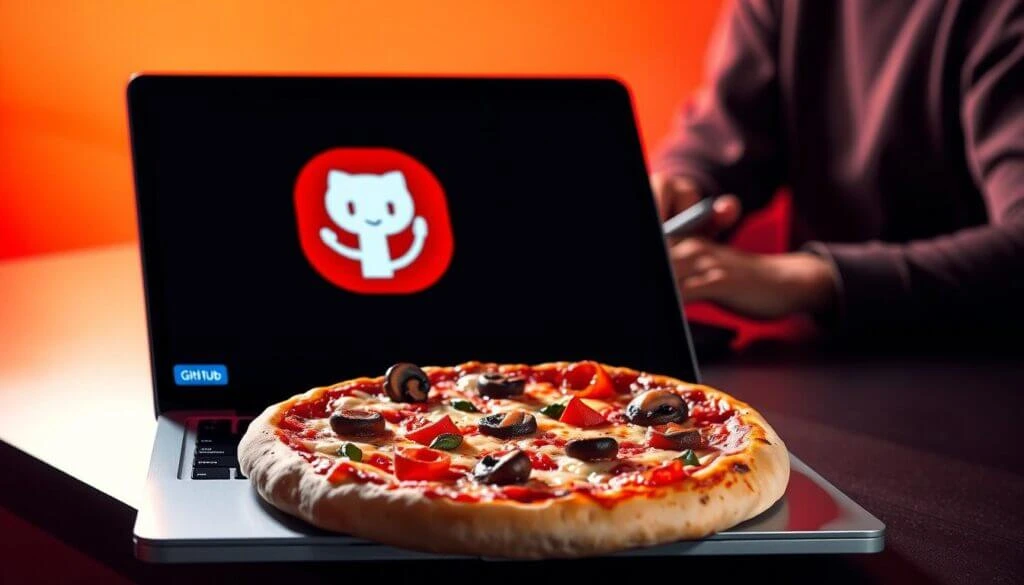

{"left": 127, "top": 75, "right": 884, "bottom": 562}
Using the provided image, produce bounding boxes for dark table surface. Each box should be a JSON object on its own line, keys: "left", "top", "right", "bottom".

{"left": 2, "top": 343, "right": 1022, "bottom": 585}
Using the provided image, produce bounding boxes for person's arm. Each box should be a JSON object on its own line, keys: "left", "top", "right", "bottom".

{"left": 652, "top": 0, "right": 785, "bottom": 218}
{"left": 803, "top": 3, "right": 1024, "bottom": 336}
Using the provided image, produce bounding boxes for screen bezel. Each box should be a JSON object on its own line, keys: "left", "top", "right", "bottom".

{"left": 126, "top": 74, "right": 701, "bottom": 417}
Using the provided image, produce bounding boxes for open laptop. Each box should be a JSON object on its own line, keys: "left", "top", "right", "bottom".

{"left": 127, "top": 75, "right": 883, "bottom": 562}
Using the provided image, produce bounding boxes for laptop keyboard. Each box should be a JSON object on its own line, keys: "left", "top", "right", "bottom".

{"left": 191, "top": 418, "right": 252, "bottom": 480}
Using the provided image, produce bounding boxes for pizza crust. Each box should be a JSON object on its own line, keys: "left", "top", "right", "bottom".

{"left": 239, "top": 368, "right": 789, "bottom": 559}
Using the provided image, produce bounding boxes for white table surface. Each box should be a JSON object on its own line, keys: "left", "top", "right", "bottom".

{"left": 0, "top": 244, "right": 156, "bottom": 508}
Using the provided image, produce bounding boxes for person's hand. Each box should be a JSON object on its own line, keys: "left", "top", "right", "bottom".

{"left": 650, "top": 172, "right": 742, "bottom": 237}
{"left": 671, "top": 239, "right": 838, "bottom": 320}
{"left": 653, "top": 173, "right": 837, "bottom": 319}
{"left": 651, "top": 172, "right": 703, "bottom": 221}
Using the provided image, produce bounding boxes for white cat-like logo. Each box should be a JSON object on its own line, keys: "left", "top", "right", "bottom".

{"left": 318, "top": 170, "right": 428, "bottom": 279}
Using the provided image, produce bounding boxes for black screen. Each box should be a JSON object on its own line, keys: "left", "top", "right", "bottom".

{"left": 127, "top": 76, "right": 698, "bottom": 414}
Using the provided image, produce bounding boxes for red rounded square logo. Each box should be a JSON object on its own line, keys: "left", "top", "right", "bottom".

{"left": 294, "top": 148, "right": 454, "bottom": 294}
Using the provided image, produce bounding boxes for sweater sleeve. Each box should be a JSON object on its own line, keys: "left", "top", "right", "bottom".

{"left": 652, "top": 0, "right": 785, "bottom": 211}
{"left": 805, "top": 1, "right": 1024, "bottom": 336}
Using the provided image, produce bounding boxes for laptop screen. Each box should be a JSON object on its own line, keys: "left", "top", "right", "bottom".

{"left": 128, "top": 76, "right": 698, "bottom": 414}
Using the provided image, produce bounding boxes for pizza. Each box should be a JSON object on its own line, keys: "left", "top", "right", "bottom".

{"left": 238, "top": 361, "right": 789, "bottom": 558}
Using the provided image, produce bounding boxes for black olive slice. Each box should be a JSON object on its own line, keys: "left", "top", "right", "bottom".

{"left": 477, "top": 372, "right": 527, "bottom": 398}
{"left": 565, "top": 437, "right": 619, "bottom": 462}
{"left": 478, "top": 410, "right": 537, "bottom": 439}
{"left": 473, "top": 450, "right": 532, "bottom": 485}
{"left": 384, "top": 362, "right": 430, "bottom": 403}
{"left": 329, "top": 409, "right": 386, "bottom": 437}
{"left": 625, "top": 389, "right": 688, "bottom": 426}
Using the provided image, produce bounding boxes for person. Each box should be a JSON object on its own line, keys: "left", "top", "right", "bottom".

{"left": 652, "top": 0, "right": 1024, "bottom": 340}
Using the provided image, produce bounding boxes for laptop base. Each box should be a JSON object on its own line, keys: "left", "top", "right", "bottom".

{"left": 134, "top": 413, "right": 884, "bottom": 563}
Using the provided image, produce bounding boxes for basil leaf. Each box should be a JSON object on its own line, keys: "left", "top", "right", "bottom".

{"left": 338, "top": 443, "right": 362, "bottom": 462}
{"left": 450, "top": 399, "right": 479, "bottom": 413}
{"left": 679, "top": 449, "right": 700, "bottom": 466}
{"left": 539, "top": 403, "right": 566, "bottom": 419}
{"left": 430, "top": 433, "right": 463, "bottom": 451}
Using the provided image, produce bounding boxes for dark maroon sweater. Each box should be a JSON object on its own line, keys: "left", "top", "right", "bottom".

{"left": 654, "top": 0, "right": 1024, "bottom": 336}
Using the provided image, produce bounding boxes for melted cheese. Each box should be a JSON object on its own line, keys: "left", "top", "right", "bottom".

{"left": 308, "top": 373, "right": 724, "bottom": 489}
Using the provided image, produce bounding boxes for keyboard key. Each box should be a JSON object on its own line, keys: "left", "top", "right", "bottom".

{"left": 194, "top": 455, "right": 239, "bottom": 468}
{"left": 197, "top": 419, "right": 232, "bottom": 437}
{"left": 196, "top": 436, "right": 233, "bottom": 446}
{"left": 235, "top": 469, "right": 247, "bottom": 480}
{"left": 196, "top": 445, "right": 235, "bottom": 456}
{"left": 192, "top": 467, "right": 230, "bottom": 480}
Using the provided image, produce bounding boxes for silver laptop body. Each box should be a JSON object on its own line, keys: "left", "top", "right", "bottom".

{"left": 127, "top": 75, "right": 883, "bottom": 562}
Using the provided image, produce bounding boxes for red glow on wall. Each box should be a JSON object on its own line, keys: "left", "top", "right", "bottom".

{"left": 0, "top": 0, "right": 725, "bottom": 260}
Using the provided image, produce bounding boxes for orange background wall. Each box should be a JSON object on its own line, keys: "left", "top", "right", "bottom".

{"left": 0, "top": 0, "right": 725, "bottom": 260}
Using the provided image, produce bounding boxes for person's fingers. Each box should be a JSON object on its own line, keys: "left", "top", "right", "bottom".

{"left": 691, "top": 254, "right": 720, "bottom": 274}
{"left": 686, "top": 194, "right": 743, "bottom": 239}
{"left": 670, "top": 237, "right": 712, "bottom": 261}
{"left": 651, "top": 173, "right": 701, "bottom": 221}
{"left": 710, "top": 194, "right": 743, "bottom": 232}
{"left": 669, "top": 178, "right": 701, "bottom": 221}
{"left": 680, "top": 268, "right": 727, "bottom": 302}
{"left": 669, "top": 194, "right": 743, "bottom": 241}
{"left": 670, "top": 238, "right": 713, "bottom": 276}
{"left": 673, "top": 250, "right": 719, "bottom": 278}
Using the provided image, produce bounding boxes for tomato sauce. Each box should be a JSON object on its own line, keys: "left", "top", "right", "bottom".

{"left": 401, "top": 415, "right": 429, "bottom": 432}
{"left": 682, "top": 389, "right": 707, "bottom": 403}
{"left": 637, "top": 460, "right": 689, "bottom": 486}
{"left": 571, "top": 486, "right": 640, "bottom": 508}
{"left": 499, "top": 485, "right": 564, "bottom": 503}
{"left": 280, "top": 362, "right": 733, "bottom": 507}
{"left": 527, "top": 451, "right": 558, "bottom": 471}
{"left": 497, "top": 364, "right": 531, "bottom": 378}
{"left": 379, "top": 410, "right": 405, "bottom": 424}
{"left": 278, "top": 415, "right": 307, "bottom": 433}
{"left": 683, "top": 390, "right": 736, "bottom": 424}
{"left": 310, "top": 444, "right": 697, "bottom": 506}
{"left": 329, "top": 462, "right": 390, "bottom": 484}
{"left": 429, "top": 368, "right": 460, "bottom": 384}
{"left": 285, "top": 379, "right": 383, "bottom": 419}
{"left": 604, "top": 410, "right": 630, "bottom": 425}
{"left": 286, "top": 396, "right": 331, "bottom": 420}
{"left": 561, "top": 362, "right": 596, "bottom": 391}
{"left": 708, "top": 418, "right": 750, "bottom": 454}
{"left": 689, "top": 403, "right": 734, "bottom": 424}
{"left": 610, "top": 370, "right": 640, "bottom": 393}
{"left": 529, "top": 366, "right": 563, "bottom": 386}
{"left": 530, "top": 432, "right": 567, "bottom": 448}
{"left": 365, "top": 453, "right": 394, "bottom": 473}
{"left": 421, "top": 484, "right": 481, "bottom": 503}
{"left": 616, "top": 441, "right": 647, "bottom": 457}
{"left": 275, "top": 429, "right": 311, "bottom": 452}
{"left": 308, "top": 454, "right": 335, "bottom": 475}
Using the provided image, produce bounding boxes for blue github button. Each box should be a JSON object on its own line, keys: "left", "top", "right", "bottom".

{"left": 174, "top": 364, "right": 229, "bottom": 386}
